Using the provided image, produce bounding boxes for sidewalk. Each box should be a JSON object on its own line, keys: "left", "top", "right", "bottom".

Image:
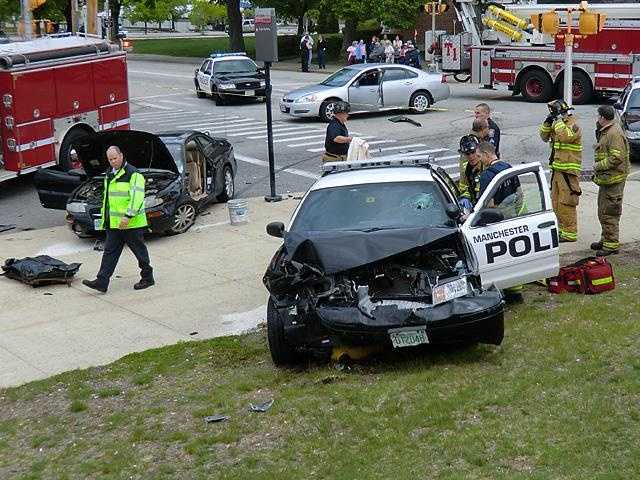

{"left": 2, "top": 181, "right": 640, "bottom": 388}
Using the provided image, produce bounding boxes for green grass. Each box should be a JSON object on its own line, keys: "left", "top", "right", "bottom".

{"left": 1, "top": 256, "right": 639, "bottom": 479}
{"left": 131, "top": 36, "right": 257, "bottom": 58}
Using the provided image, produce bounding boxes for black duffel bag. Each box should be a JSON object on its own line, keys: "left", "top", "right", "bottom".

{"left": 1, "top": 256, "right": 81, "bottom": 287}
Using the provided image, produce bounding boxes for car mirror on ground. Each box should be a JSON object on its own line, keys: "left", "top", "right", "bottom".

{"left": 445, "top": 203, "right": 461, "bottom": 220}
{"left": 472, "top": 208, "right": 505, "bottom": 227}
{"left": 266, "top": 221, "right": 285, "bottom": 238}
{"left": 614, "top": 102, "right": 623, "bottom": 110}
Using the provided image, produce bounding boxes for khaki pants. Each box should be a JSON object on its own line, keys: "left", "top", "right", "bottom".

{"left": 322, "top": 152, "right": 346, "bottom": 163}
{"left": 551, "top": 171, "right": 581, "bottom": 241}
{"left": 597, "top": 181, "right": 625, "bottom": 251}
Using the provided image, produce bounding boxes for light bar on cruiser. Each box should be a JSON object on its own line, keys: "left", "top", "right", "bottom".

{"left": 321, "top": 157, "right": 433, "bottom": 173}
{"left": 210, "top": 52, "right": 247, "bottom": 58}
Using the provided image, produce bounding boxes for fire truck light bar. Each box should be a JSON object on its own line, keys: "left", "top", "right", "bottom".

{"left": 322, "top": 157, "right": 433, "bottom": 173}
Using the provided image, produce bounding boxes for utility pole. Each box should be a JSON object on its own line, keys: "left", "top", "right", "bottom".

{"left": 21, "top": 0, "right": 33, "bottom": 40}
{"left": 87, "top": 0, "right": 97, "bottom": 34}
{"left": 71, "top": 0, "right": 79, "bottom": 34}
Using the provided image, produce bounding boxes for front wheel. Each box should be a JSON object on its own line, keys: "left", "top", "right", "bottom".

{"left": 267, "top": 298, "right": 301, "bottom": 366}
{"left": 214, "top": 92, "right": 227, "bottom": 106}
{"left": 409, "top": 91, "right": 431, "bottom": 113}
{"left": 319, "top": 99, "right": 338, "bottom": 122}
{"left": 167, "top": 201, "right": 197, "bottom": 235}
{"left": 59, "top": 128, "right": 91, "bottom": 171}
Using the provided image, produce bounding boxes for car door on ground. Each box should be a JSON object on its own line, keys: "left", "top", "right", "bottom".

{"left": 461, "top": 163, "right": 559, "bottom": 289}
{"left": 348, "top": 70, "right": 382, "bottom": 112}
{"left": 197, "top": 60, "right": 212, "bottom": 92}
{"left": 381, "top": 68, "right": 415, "bottom": 107}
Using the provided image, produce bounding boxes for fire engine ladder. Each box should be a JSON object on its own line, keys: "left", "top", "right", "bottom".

{"left": 453, "top": 0, "right": 483, "bottom": 46}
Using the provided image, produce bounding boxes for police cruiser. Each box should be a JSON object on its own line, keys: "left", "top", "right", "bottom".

{"left": 262, "top": 157, "right": 560, "bottom": 365}
{"left": 194, "top": 52, "right": 266, "bottom": 106}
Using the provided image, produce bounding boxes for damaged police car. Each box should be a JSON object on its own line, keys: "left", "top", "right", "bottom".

{"left": 263, "top": 158, "right": 559, "bottom": 365}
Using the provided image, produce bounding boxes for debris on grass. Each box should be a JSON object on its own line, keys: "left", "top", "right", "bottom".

{"left": 249, "top": 399, "right": 274, "bottom": 413}
{"left": 204, "top": 414, "right": 229, "bottom": 423}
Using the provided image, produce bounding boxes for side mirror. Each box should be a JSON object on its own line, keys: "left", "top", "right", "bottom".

{"left": 613, "top": 102, "right": 623, "bottom": 110}
{"left": 266, "top": 221, "right": 285, "bottom": 238}
{"left": 445, "top": 203, "right": 462, "bottom": 220}
{"left": 472, "top": 208, "right": 504, "bottom": 227}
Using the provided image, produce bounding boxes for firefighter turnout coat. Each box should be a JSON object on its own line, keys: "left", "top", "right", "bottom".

{"left": 539, "top": 115, "right": 583, "bottom": 176}
{"left": 99, "top": 163, "right": 148, "bottom": 230}
{"left": 594, "top": 122, "right": 630, "bottom": 186}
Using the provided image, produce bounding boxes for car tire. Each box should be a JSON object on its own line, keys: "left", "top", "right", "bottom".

{"left": 217, "top": 165, "right": 235, "bottom": 202}
{"left": 267, "top": 298, "right": 300, "bottom": 366}
{"left": 319, "top": 99, "right": 339, "bottom": 122}
{"left": 214, "top": 92, "right": 226, "bottom": 106}
{"left": 409, "top": 91, "right": 431, "bottom": 113}
{"left": 556, "top": 70, "right": 593, "bottom": 105}
{"left": 59, "top": 128, "right": 91, "bottom": 171}
{"left": 485, "top": 312, "right": 505, "bottom": 345}
{"left": 196, "top": 88, "right": 206, "bottom": 99}
{"left": 167, "top": 201, "right": 197, "bottom": 235}
{"left": 520, "top": 69, "right": 553, "bottom": 103}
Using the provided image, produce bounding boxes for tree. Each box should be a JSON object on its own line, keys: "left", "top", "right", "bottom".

{"left": 126, "top": 1, "right": 154, "bottom": 33}
{"left": 0, "top": 0, "right": 19, "bottom": 24}
{"left": 190, "top": 0, "right": 225, "bottom": 33}
{"left": 166, "top": 0, "right": 190, "bottom": 31}
{"left": 226, "top": 0, "right": 244, "bottom": 52}
{"left": 252, "top": 0, "right": 319, "bottom": 36}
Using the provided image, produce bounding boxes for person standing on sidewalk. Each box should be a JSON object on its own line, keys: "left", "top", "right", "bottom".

{"left": 300, "top": 35, "right": 310, "bottom": 72}
{"left": 539, "top": 99, "right": 583, "bottom": 243}
{"left": 322, "top": 101, "right": 352, "bottom": 162}
{"left": 83, "top": 146, "right": 154, "bottom": 293}
{"left": 317, "top": 35, "right": 327, "bottom": 69}
{"left": 591, "top": 105, "right": 630, "bottom": 256}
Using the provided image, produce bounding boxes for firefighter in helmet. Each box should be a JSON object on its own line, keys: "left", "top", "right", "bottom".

{"left": 457, "top": 134, "right": 483, "bottom": 211}
{"left": 591, "top": 104, "right": 630, "bottom": 256}
{"left": 539, "top": 99, "right": 582, "bottom": 242}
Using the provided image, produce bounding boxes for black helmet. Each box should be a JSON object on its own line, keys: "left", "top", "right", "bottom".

{"left": 333, "top": 101, "right": 351, "bottom": 114}
{"left": 459, "top": 134, "right": 480, "bottom": 154}
{"left": 548, "top": 99, "right": 573, "bottom": 116}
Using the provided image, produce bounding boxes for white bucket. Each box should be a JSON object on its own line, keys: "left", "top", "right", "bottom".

{"left": 227, "top": 199, "right": 249, "bottom": 225}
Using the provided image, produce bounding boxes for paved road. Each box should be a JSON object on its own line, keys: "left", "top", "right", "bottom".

{"left": 1, "top": 58, "right": 636, "bottom": 234}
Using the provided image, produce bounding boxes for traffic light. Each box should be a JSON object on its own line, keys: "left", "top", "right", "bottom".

{"left": 423, "top": 1, "right": 448, "bottom": 15}
{"left": 531, "top": 11, "right": 560, "bottom": 35}
{"left": 579, "top": 11, "right": 606, "bottom": 35}
{"left": 29, "top": 0, "right": 47, "bottom": 10}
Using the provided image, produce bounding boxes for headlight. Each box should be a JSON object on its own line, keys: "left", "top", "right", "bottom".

{"left": 260, "top": 80, "right": 266, "bottom": 87}
{"left": 66, "top": 202, "right": 86, "bottom": 214}
{"left": 145, "top": 196, "right": 164, "bottom": 208}
{"left": 296, "top": 94, "right": 317, "bottom": 103}
{"left": 626, "top": 130, "right": 640, "bottom": 140}
{"left": 218, "top": 83, "right": 234, "bottom": 90}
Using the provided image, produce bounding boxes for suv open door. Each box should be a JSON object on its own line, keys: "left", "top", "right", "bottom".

{"left": 461, "top": 163, "right": 559, "bottom": 289}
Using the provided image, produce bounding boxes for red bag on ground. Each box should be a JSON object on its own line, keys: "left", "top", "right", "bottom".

{"left": 547, "top": 257, "right": 614, "bottom": 295}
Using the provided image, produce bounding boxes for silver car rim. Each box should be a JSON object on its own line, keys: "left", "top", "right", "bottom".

{"left": 324, "top": 102, "right": 336, "bottom": 120}
{"left": 173, "top": 204, "right": 196, "bottom": 233}
{"left": 224, "top": 168, "right": 234, "bottom": 198}
{"left": 412, "top": 94, "right": 429, "bottom": 112}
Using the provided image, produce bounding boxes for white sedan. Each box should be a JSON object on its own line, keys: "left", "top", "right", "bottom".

{"left": 280, "top": 63, "right": 450, "bottom": 121}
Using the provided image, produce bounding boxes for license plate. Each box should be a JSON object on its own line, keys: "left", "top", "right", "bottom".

{"left": 93, "top": 218, "right": 101, "bottom": 230}
{"left": 432, "top": 277, "right": 468, "bottom": 306}
{"left": 389, "top": 327, "right": 429, "bottom": 348}
{"left": 245, "top": 90, "right": 255, "bottom": 96}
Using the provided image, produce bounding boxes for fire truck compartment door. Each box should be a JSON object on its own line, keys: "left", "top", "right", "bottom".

{"left": 33, "top": 168, "right": 86, "bottom": 210}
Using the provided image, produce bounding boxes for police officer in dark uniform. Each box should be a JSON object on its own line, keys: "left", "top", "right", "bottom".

{"left": 322, "top": 101, "right": 352, "bottom": 162}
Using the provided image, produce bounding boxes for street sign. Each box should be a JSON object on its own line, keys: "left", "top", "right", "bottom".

{"left": 255, "top": 8, "right": 278, "bottom": 63}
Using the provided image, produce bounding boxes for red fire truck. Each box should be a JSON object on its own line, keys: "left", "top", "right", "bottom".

{"left": 0, "top": 34, "right": 129, "bottom": 184}
{"left": 440, "top": 2, "right": 640, "bottom": 104}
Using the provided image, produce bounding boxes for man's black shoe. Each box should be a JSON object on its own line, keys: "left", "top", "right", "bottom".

{"left": 82, "top": 279, "right": 107, "bottom": 293}
{"left": 134, "top": 278, "right": 155, "bottom": 290}
{"left": 590, "top": 241, "right": 603, "bottom": 251}
{"left": 596, "top": 249, "right": 618, "bottom": 257}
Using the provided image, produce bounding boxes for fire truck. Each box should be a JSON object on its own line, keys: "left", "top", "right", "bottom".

{"left": 0, "top": 34, "right": 129, "bottom": 184}
{"left": 437, "top": 1, "right": 640, "bottom": 104}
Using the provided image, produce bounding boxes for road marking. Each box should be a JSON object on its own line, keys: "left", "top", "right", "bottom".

{"left": 143, "top": 114, "right": 242, "bottom": 124}
{"left": 274, "top": 134, "right": 325, "bottom": 143}
{"left": 227, "top": 124, "right": 316, "bottom": 137}
{"left": 133, "top": 101, "right": 173, "bottom": 110}
{"left": 200, "top": 122, "right": 265, "bottom": 133}
{"left": 367, "top": 140, "right": 396, "bottom": 146}
{"left": 129, "top": 69, "right": 193, "bottom": 79}
{"left": 175, "top": 118, "right": 251, "bottom": 128}
{"left": 375, "top": 143, "right": 426, "bottom": 152}
{"left": 286, "top": 139, "right": 325, "bottom": 147}
{"left": 192, "top": 220, "right": 229, "bottom": 232}
{"left": 433, "top": 154, "right": 459, "bottom": 162}
{"left": 235, "top": 153, "right": 320, "bottom": 179}
{"left": 158, "top": 99, "right": 197, "bottom": 106}
{"left": 133, "top": 110, "right": 189, "bottom": 118}
{"left": 249, "top": 129, "right": 323, "bottom": 140}
{"left": 130, "top": 91, "right": 191, "bottom": 101}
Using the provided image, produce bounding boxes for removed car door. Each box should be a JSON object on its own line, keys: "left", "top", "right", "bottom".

{"left": 33, "top": 168, "right": 86, "bottom": 210}
{"left": 461, "top": 163, "right": 559, "bottom": 289}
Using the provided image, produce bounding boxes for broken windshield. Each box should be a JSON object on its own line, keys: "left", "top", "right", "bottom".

{"left": 291, "top": 182, "right": 453, "bottom": 233}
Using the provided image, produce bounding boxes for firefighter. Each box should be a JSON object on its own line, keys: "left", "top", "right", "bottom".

{"left": 458, "top": 119, "right": 490, "bottom": 205}
{"left": 83, "top": 146, "right": 154, "bottom": 293}
{"left": 591, "top": 105, "right": 630, "bottom": 256}
{"left": 474, "top": 103, "right": 501, "bottom": 157}
{"left": 539, "top": 99, "right": 582, "bottom": 243}
{"left": 457, "top": 134, "right": 483, "bottom": 211}
{"left": 322, "top": 101, "right": 352, "bottom": 162}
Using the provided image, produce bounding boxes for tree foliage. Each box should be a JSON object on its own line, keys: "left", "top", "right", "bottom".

{"left": 189, "top": 0, "right": 225, "bottom": 31}
{"left": 0, "top": 0, "right": 20, "bottom": 23}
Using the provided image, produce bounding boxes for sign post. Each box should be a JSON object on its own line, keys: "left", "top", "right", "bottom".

{"left": 255, "top": 8, "right": 282, "bottom": 203}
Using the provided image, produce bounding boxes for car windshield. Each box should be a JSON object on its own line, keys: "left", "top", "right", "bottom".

{"left": 627, "top": 89, "right": 640, "bottom": 109}
{"left": 214, "top": 59, "right": 257, "bottom": 74}
{"left": 161, "top": 141, "right": 185, "bottom": 175}
{"left": 320, "top": 68, "right": 359, "bottom": 87}
{"left": 291, "top": 181, "right": 453, "bottom": 233}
